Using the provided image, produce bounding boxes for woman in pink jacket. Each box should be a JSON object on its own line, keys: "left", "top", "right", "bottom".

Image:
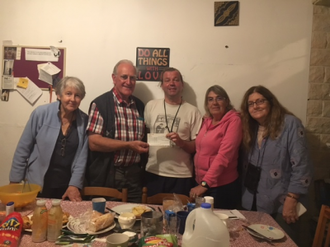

{"left": 189, "top": 85, "right": 242, "bottom": 209}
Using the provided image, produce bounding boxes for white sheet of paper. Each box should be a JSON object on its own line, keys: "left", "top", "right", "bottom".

{"left": 218, "top": 209, "right": 246, "bottom": 220}
{"left": 16, "top": 77, "right": 42, "bottom": 105}
{"left": 147, "top": 133, "right": 171, "bottom": 147}
{"left": 297, "top": 202, "right": 307, "bottom": 217}
{"left": 37, "top": 62, "right": 61, "bottom": 85}
{"left": 25, "top": 48, "right": 58, "bottom": 62}
{"left": 1, "top": 75, "right": 15, "bottom": 89}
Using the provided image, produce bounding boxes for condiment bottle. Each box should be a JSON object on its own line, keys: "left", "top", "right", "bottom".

{"left": 6, "top": 201, "right": 14, "bottom": 216}
{"left": 187, "top": 203, "right": 196, "bottom": 212}
{"left": 32, "top": 199, "right": 48, "bottom": 243}
{"left": 182, "top": 202, "right": 229, "bottom": 247}
{"left": 47, "top": 199, "right": 63, "bottom": 242}
{"left": 164, "top": 210, "right": 176, "bottom": 235}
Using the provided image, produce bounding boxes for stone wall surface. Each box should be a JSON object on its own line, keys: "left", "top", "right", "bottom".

{"left": 308, "top": 6, "right": 330, "bottom": 183}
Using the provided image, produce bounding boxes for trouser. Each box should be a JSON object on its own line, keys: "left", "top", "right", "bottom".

{"left": 272, "top": 210, "right": 312, "bottom": 247}
{"left": 114, "top": 163, "right": 143, "bottom": 203}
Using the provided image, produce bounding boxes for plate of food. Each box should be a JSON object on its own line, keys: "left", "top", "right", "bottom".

{"left": 245, "top": 224, "right": 285, "bottom": 240}
{"left": 67, "top": 211, "right": 116, "bottom": 235}
{"left": 111, "top": 204, "right": 153, "bottom": 219}
{"left": 23, "top": 212, "right": 71, "bottom": 232}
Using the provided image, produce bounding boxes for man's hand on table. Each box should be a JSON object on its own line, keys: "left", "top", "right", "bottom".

{"left": 62, "top": 186, "right": 82, "bottom": 202}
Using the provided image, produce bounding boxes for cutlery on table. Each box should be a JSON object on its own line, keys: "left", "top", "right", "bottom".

{"left": 106, "top": 207, "right": 119, "bottom": 216}
{"left": 56, "top": 232, "right": 96, "bottom": 245}
{"left": 61, "top": 229, "right": 88, "bottom": 236}
{"left": 242, "top": 225, "right": 275, "bottom": 245}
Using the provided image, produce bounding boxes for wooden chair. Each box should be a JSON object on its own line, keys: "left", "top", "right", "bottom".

{"left": 141, "top": 187, "right": 192, "bottom": 205}
{"left": 82, "top": 187, "right": 128, "bottom": 202}
{"left": 313, "top": 204, "right": 330, "bottom": 247}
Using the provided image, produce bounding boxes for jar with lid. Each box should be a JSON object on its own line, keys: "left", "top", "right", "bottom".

{"left": 32, "top": 199, "right": 48, "bottom": 243}
{"left": 47, "top": 199, "right": 63, "bottom": 242}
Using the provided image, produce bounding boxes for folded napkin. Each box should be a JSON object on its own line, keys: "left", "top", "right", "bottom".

{"left": 217, "top": 209, "right": 246, "bottom": 220}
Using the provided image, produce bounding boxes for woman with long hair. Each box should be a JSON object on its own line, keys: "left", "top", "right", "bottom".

{"left": 240, "top": 85, "right": 312, "bottom": 245}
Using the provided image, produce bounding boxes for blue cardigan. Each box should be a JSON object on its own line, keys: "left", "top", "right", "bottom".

{"left": 9, "top": 101, "right": 88, "bottom": 190}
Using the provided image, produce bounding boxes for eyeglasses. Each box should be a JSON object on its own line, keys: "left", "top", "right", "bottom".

{"left": 248, "top": 98, "right": 267, "bottom": 108}
{"left": 119, "top": 74, "right": 137, "bottom": 82}
{"left": 207, "top": 96, "right": 226, "bottom": 103}
{"left": 60, "top": 138, "right": 66, "bottom": 157}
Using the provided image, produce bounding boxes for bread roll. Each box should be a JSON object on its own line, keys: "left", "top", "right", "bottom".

{"left": 88, "top": 213, "right": 114, "bottom": 232}
{"left": 22, "top": 216, "right": 32, "bottom": 229}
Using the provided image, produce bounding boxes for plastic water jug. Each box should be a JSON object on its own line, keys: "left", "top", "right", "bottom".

{"left": 182, "top": 203, "right": 229, "bottom": 247}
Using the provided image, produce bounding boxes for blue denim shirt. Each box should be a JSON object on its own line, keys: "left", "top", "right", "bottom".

{"left": 242, "top": 114, "right": 313, "bottom": 214}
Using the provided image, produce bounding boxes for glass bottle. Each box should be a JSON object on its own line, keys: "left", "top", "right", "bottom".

{"left": 47, "top": 199, "right": 63, "bottom": 242}
{"left": 32, "top": 199, "right": 48, "bottom": 243}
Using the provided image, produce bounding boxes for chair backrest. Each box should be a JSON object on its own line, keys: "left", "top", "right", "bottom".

{"left": 313, "top": 204, "right": 330, "bottom": 247}
{"left": 141, "top": 187, "right": 192, "bottom": 205}
{"left": 82, "top": 187, "right": 128, "bottom": 202}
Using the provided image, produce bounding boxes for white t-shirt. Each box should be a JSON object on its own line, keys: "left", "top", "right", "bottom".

{"left": 144, "top": 99, "right": 202, "bottom": 178}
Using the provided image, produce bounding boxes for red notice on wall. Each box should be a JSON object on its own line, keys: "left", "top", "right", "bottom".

{"left": 136, "top": 47, "right": 170, "bottom": 81}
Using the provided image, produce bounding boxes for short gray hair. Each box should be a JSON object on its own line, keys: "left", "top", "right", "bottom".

{"left": 112, "top": 59, "right": 137, "bottom": 75}
{"left": 55, "top": 76, "right": 86, "bottom": 99}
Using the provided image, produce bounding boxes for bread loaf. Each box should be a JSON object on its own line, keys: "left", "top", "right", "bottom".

{"left": 88, "top": 212, "right": 114, "bottom": 232}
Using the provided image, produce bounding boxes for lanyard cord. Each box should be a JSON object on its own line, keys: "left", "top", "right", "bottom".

{"left": 164, "top": 99, "right": 182, "bottom": 133}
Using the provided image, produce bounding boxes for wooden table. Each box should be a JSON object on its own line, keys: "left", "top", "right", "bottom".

{"left": 17, "top": 200, "right": 297, "bottom": 247}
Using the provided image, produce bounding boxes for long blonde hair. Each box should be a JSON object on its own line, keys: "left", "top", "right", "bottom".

{"left": 240, "top": 85, "right": 294, "bottom": 151}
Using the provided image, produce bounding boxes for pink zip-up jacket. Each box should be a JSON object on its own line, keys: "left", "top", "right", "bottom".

{"left": 194, "top": 110, "right": 242, "bottom": 187}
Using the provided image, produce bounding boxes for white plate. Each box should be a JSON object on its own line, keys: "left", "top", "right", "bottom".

{"left": 111, "top": 204, "right": 153, "bottom": 219}
{"left": 246, "top": 224, "right": 285, "bottom": 240}
{"left": 24, "top": 214, "right": 72, "bottom": 232}
{"left": 67, "top": 217, "right": 116, "bottom": 235}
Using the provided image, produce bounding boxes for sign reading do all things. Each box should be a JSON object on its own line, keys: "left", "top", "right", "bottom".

{"left": 136, "top": 47, "right": 170, "bottom": 81}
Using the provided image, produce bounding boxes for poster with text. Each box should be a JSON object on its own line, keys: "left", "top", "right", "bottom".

{"left": 136, "top": 47, "right": 170, "bottom": 81}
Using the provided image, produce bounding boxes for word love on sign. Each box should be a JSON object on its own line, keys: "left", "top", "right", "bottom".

{"left": 136, "top": 47, "right": 170, "bottom": 81}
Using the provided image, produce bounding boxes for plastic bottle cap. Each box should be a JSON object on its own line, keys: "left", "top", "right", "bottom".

{"left": 204, "top": 196, "right": 214, "bottom": 204}
{"left": 36, "top": 199, "right": 46, "bottom": 206}
{"left": 201, "top": 202, "right": 211, "bottom": 208}
{"left": 51, "top": 199, "right": 61, "bottom": 206}
{"left": 165, "top": 210, "right": 176, "bottom": 216}
{"left": 6, "top": 202, "right": 14, "bottom": 206}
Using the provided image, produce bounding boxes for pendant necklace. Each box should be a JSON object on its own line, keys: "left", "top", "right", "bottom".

{"left": 164, "top": 99, "right": 182, "bottom": 133}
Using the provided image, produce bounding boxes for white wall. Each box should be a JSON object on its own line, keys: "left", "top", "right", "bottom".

{"left": 0, "top": 0, "right": 313, "bottom": 186}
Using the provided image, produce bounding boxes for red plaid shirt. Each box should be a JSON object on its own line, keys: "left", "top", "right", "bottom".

{"left": 87, "top": 89, "right": 145, "bottom": 166}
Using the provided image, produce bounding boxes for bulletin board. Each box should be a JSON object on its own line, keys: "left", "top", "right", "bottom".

{"left": 2, "top": 45, "right": 66, "bottom": 89}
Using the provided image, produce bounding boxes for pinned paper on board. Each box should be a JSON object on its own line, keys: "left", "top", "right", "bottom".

{"left": 37, "top": 62, "right": 61, "bottom": 85}
{"left": 2, "top": 46, "right": 66, "bottom": 89}
{"left": 16, "top": 77, "right": 42, "bottom": 105}
{"left": 17, "top": 78, "right": 29, "bottom": 89}
{"left": 1, "top": 75, "right": 15, "bottom": 89}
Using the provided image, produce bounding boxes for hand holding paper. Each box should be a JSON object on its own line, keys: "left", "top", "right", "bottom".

{"left": 147, "top": 133, "right": 171, "bottom": 147}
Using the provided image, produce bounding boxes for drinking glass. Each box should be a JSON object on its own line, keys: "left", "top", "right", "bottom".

{"left": 140, "top": 211, "right": 163, "bottom": 237}
{"left": 195, "top": 197, "right": 205, "bottom": 208}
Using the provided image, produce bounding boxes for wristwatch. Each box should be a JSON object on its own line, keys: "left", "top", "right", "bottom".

{"left": 201, "top": 181, "right": 210, "bottom": 189}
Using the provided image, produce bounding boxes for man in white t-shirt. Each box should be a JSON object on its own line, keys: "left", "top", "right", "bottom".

{"left": 144, "top": 67, "right": 202, "bottom": 196}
